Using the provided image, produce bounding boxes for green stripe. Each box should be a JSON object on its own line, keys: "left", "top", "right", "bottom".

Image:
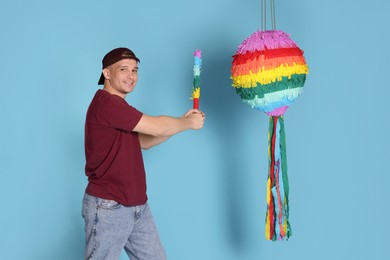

{"left": 268, "top": 116, "right": 274, "bottom": 177}
{"left": 235, "top": 74, "right": 306, "bottom": 100}
{"left": 279, "top": 117, "right": 289, "bottom": 198}
{"left": 279, "top": 116, "right": 292, "bottom": 238}
{"left": 193, "top": 75, "right": 201, "bottom": 88}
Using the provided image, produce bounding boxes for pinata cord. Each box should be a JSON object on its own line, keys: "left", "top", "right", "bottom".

{"left": 261, "top": 0, "right": 276, "bottom": 31}
{"left": 265, "top": 116, "right": 291, "bottom": 241}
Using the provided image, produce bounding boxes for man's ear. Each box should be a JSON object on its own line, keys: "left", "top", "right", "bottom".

{"left": 103, "top": 68, "right": 110, "bottom": 80}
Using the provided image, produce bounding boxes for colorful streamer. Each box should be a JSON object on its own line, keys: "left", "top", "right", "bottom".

{"left": 265, "top": 116, "right": 291, "bottom": 240}
{"left": 192, "top": 49, "right": 202, "bottom": 109}
{"left": 231, "top": 30, "right": 308, "bottom": 241}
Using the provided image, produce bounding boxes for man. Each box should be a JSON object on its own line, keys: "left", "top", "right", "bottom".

{"left": 82, "top": 47, "right": 205, "bottom": 259}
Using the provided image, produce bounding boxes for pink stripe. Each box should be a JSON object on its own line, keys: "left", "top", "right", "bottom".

{"left": 266, "top": 106, "right": 289, "bottom": 116}
{"left": 193, "top": 49, "right": 202, "bottom": 58}
{"left": 236, "top": 30, "right": 298, "bottom": 54}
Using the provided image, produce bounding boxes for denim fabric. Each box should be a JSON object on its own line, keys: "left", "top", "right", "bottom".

{"left": 82, "top": 193, "right": 166, "bottom": 260}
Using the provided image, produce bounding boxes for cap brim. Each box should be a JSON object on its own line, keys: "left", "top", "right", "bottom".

{"left": 98, "top": 73, "right": 104, "bottom": 85}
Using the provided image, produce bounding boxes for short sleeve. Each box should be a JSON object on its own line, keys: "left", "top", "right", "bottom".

{"left": 98, "top": 95, "right": 143, "bottom": 131}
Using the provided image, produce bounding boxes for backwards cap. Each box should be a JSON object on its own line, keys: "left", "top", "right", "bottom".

{"left": 98, "top": 47, "right": 140, "bottom": 85}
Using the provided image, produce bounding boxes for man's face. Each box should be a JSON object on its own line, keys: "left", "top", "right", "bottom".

{"left": 104, "top": 59, "right": 139, "bottom": 97}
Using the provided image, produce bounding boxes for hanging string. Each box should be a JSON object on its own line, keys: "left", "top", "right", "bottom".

{"left": 261, "top": 0, "right": 277, "bottom": 31}
{"left": 271, "top": 0, "right": 276, "bottom": 30}
{"left": 261, "top": 0, "right": 266, "bottom": 31}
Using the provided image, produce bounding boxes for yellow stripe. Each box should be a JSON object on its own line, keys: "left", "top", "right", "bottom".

{"left": 232, "top": 63, "right": 308, "bottom": 88}
{"left": 265, "top": 210, "right": 270, "bottom": 240}
{"left": 265, "top": 177, "right": 271, "bottom": 240}
{"left": 192, "top": 88, "right": 200, "bottom": 98}
{"left": 266, "top": 178, "right": 271, "bottom": 206}
{"left": 266, "top": 129, "right": 271, "bottom": 240}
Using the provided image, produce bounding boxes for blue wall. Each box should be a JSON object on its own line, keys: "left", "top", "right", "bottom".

{"left": 1, "top": 0, "right": 389, "bottom": 259}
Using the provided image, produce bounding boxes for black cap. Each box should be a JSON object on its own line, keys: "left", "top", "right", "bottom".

{"left": 98, "top": 48, "right": 140, "bottom": 85}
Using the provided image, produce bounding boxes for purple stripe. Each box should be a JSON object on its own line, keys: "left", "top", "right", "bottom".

{"left": 236, "top": 30, "right": 298, "bottom": 54}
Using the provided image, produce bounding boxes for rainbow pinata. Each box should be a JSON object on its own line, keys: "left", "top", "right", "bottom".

{"left": 231, "top": 30, "right": 308, "bottom": 241}
{"left": 231, "top": 30, "right": 308, "bottom": 116}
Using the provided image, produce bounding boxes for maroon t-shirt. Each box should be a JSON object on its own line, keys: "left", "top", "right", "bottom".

{"left": 84, "top": 89, "right": 147, "bottom": 206}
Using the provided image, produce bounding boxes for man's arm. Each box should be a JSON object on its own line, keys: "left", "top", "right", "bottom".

{"left": 134, "top": 109, "right": 205, "bottom": 149}
{"left": 138, "top": 134, "right": 171, "bottom": 150}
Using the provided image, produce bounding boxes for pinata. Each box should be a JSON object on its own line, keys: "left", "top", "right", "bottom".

{"left": 230, "top": 0, "right": 308, "bottom": 241}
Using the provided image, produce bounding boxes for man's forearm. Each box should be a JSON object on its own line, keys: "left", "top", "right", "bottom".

{"left": 134, "top": 115, "right": 193, "bottom": 137}
{"left": 138, "top": 133, "right": 171, "bottom": 150}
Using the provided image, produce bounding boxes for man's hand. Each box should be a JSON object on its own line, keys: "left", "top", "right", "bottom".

{"left": 182, "top": 109, "right": 205, "bottom": 130}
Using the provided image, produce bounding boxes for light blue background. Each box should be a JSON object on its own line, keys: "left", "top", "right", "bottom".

{"left": 1, "top": 0, "right": 389, "bottom": 259}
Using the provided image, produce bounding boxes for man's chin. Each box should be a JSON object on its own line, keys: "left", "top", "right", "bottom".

{"left": 124, "top": 87, "right": 134, "bottom": 94}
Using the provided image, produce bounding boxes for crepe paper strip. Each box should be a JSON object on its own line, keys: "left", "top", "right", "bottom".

{"left": 236, "top": 74, "right": 305, "bottom": 99}
{"left": 192, "top": 49, "right": 202, "bottom": 109}
{"left": 236, "top": 30, "right": 298, "bottom": 53}
{"left": 233, "top": 47, "right": 305, "bottom": 64}
{"left": 232, "top": 63, "right": 308, "bottom": 88}
{"left": 232, "top": 62, "right": 307, "bottom": 82}
{"left": 265, "top": 116, "right": 291, "bottom": 241}
{"left": 242, "top": 87, "right": 304, "bottom": 115}
{"left": 232, "top": 57, "right": 307, "bottom": 76}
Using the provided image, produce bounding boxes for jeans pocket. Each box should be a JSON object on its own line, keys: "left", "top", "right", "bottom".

{"left": 99, "top": 199, "right": 121, "bottom": 210}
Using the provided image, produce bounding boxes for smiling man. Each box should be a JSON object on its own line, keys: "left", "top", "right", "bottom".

{"left": 82, "top": 48, "right": 205, "bottom": 260}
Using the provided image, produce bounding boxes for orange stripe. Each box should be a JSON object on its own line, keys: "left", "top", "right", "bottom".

{"left": 232, "top": 56, "right": 307, "bottom": 77}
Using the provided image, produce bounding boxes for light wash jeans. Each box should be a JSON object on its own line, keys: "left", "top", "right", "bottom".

{"left": 82, "top": 193, "right": 167, "bottom": 260}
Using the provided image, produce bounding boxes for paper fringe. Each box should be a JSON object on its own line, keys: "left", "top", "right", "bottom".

{"left": 242, "top": 87, "right": 304, "bottom": 114}
{"left": 232, "top": 63, "right": 308, "bottom": 88}
{"left": 236, "top": 30, "right": 298, "bottom": 53}
{"left": 235, "top": 74, "right": 306, "bottom": 99}
{"left": 192, "top": 50, "right": 202, "bottom": 95}
{"left": 265, "top": 116, "right": 291, "bottom": 241}
{"left": 192, "top": 87, "right": 200, "bottom": 99}
{"left": 233, "top": 47, "right": 305, "bottom": 65}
